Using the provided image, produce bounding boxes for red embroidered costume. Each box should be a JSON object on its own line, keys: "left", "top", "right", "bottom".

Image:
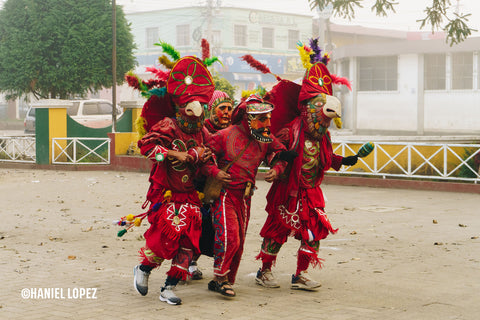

{"left": 242, "top": 40, "right": 358, "bottom": 290}
{"left": 202, "top": 94, "right": 287, "bottom": 297}
{"left": 127, "top": 39, "right": 224, "bottom": 305}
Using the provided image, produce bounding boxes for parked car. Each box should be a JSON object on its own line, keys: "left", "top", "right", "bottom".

{"left": 24, "top": 106, "right": 36, "bottom": 134}
{"left": 68, "top": 99, "right": 122, "bottom": 128}
{"left": 23, "top": 99, "right": 122, "bottom": 133}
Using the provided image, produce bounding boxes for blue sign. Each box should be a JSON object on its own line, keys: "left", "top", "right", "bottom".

{"left": 216, "top": 53, "right": 285, "bottom": 74}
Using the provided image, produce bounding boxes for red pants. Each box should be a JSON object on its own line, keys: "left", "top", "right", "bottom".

{"left": 211, "top": 188, "right": 251, "bottom": 284}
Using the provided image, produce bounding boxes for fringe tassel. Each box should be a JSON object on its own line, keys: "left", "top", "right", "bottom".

{"left": 255, "top": 251, "right": 277, "bottom": 266}
{"left": 167, "top": 266, "right": 189, "bottom": 281}
{"left": 299, "top": 246, "right": 324, "bottom": 269}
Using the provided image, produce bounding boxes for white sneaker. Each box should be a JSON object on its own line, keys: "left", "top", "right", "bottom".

{"left": 133, "top": 265, "right": 150, "bottom": 296}
{"left": 188, "top": 261, "right": 203, "bottom": 280}
{"left": 160, "top": 285, "right": 182, "bottom": 305}
{"left": 255, "top": 268, "right": 280, "bottom": 288}
{"left": 291, "top": 271, "right": 321, "bottom": 291}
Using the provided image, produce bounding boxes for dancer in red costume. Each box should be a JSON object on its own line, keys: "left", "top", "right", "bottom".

{"left": 128, "top": 40, "right": 230, "bottom": 305}
{"left": 243, "top": 39, "right": 358, "bottom": 291}
{"left": 189, "top": 90, "right": 234, "bottom": 280}
{"left": 202, "top": 94, "right": 291, "bottom": 297}
{"left": 204, "top": 90, "right": 234, "bottom": 134}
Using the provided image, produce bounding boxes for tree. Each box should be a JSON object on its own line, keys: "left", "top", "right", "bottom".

{"left": 308, "top": 0, "right": 476, "bottom": 46}
{"left": 0, "top": 0, "right": 136, "bottom": 100}
{"left": 212, "top": 72, "right": 238, "bottom": 103}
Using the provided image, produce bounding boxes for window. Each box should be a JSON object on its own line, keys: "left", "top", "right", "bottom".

{"left": 358, "top": 56, "right": 397, "bottom": 91}
{"left": 234, "top": 25, "right": 247, "bottom": 46}
{"left": 176, "top": 24, "right": 190, "bottom": 46}
{"left": 424, "top": 54, "right": 446, "bottom": 90}
{"left": 68, "top": 102, "right": 80, "bottom": 116}
{"left": 98, "top": 102, "right": 113, "bottom": 114}
{"left": 83, "top": 103, "right": 98, "bottom": 115}
{"left": 341, "top": 59, "right": 350, "bottom": 79}
{"left": 262, "top": 27, "right": 274, "bottom": 49}
{"left": 288, "top": 30, "right": 299, "bottom": 50}
{"left": 145, "top": 27, "right": 158, "bottom": 49}
{"left": 452, "top": 52, "right": 473, "bottom": 89}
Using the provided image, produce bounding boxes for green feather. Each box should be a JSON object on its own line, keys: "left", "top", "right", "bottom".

{"left": 203, "top": 56, "right": 221, "bottom": 67}
{"left": 154, "top": 40, "right": 180, "bottom": 61}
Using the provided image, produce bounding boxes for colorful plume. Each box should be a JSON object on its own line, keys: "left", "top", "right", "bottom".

{"left": 154, "top": 40, "right": 180, "bottom": 61}
{"left": 201, "top": 38, "right": 210, "bottom": 60}
{"left": 309, "top": 38, "right": 323, "bottom": 64}
{"left": 145, "top": 66, "right": 169, "bottom": 81}
{"left": 331, "top": 74, "right": 352, "bottom": 91}
{"left": 158, "top": 55, "right": 175, "bottom": 69}
{"left": 296, "top": 42, "right": 313, "bottom": 70}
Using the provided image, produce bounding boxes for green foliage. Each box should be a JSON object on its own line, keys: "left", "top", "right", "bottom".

{"left": 308, "top": 0, "right": 476, "bottom": 46}
{"left": 0, "top": 0, "right": 136, "bottom": 100}
{"left": 212, "top": 72, "right": 237, "bottom": 103}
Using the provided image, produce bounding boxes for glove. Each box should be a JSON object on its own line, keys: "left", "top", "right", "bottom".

{"left": 342, "top": 155, "right": 358, "bottom": 166}
{"left": 278, "top": 150, "right": 298, "bottom": 163}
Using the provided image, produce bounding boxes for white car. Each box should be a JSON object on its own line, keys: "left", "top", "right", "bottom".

{"left": 23, "top": 99, "right": 122, "bottom": 133}
{"left": 68, "top": 99, "right": 122, "bottom": 128}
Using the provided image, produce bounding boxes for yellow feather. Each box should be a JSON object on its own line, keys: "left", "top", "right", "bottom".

{"left": 297, "top": 44, "right": 312, "bottom": 70}
{"left": 135, "top": 116, "right": 147, "bottom": 140}
{"left": 334, "top": 117, "right": 342, "bottom": 129}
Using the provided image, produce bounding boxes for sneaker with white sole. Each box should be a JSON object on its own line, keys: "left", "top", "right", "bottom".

{"left": 159, "top": 285, "right": 182, "bottom": 305}
{"left": 291, "top": 271, "right": 321, "bottom": 291}
{"left": 133, "top": 265, "right": 150, "bottom": 296}
{"left": 255, "top": 268, "right": 280, "bottom": 288}
{"left": 188, "top": 261, "right": 203, "bottom": 280}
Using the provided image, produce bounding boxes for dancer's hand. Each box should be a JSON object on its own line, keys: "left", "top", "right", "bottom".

{"left": 216, "top": 170, "right": 232, "bottom": 183}
{"left": 167, "top": 150, "right": 193, "bottom": 164}
{"left": 264, "top": 169, "right": 278, "bottom": 182}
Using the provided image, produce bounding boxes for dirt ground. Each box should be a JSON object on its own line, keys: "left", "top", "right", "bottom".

{"left": 0, "top": 168, "right": 479, "bottom": 320}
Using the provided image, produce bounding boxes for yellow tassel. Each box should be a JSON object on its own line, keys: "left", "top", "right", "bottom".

{"left": 164, "top": 190, "right": 172, "bottom": 201}
{"left": 334, "top": 117, "right": 342, "bottom": 129}
{"left": 126, "top": 214, "right": 135, "bottom": 221}
{"left": 197, "top": 191, "right": 205, "bottom": 201}
{"left": 297, "top": 44, "right": 312, "bottom": 70}
{"left": 134, "top": 218, "right": 142, "bottom": 227}
{"left": 135, "top": 116, "right": 147, "bottom": 139}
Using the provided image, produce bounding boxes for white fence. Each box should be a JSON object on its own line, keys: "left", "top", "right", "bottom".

{"left": 331, "top": 141, "right": 480, "bottom": 183}
{"left": 52, "top": 137, "right": 110, "bottom": 165}
{"left": 0, "top": 136, "right": 36, "bottom": 163}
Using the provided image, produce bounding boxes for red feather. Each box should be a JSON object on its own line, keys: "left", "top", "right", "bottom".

{"left": 201, "top": 38, "right": 210, "bottom": 60}
{"left": 125, "top": 75, "right": 141, "bottom": 90}
{"left": 144, "top": 79, "right": 166, "bottom": 89}
{"left": 240, "top": 55, "right": 272, "bottom": 74}
{"left": 331, "top": 74, "right": 352, "bottom": 91}
{"left": 145, "top": 66, "right": 169, "bottom": 81}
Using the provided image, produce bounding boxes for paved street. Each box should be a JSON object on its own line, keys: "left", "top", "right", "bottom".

{"left": 0, "top": 168, "right": 479, "bottom": 319}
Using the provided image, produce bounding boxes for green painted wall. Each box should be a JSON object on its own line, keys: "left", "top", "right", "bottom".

{"left": 66, "top": 109, "right": 132, "bottom": 137}
{"left": 35, "top": 108, "right": 50, "bottom": 165}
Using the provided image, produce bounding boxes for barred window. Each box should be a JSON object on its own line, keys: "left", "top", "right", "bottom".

{"left": 145, "top": 27, "right": 158, "bottom": 49}
{"left": 234, "top": 25, "right": 247, "bottom": 47}
{"left": 176, "top": 24, "right": 190, "bottom": 47}
{"left": 358, "top": 56, "right": 397, "bottom": 91}
{"left": 452, "top": 52, "right": 473, "bottom": 89}
{"left": 288, "top": 30, "right": 299, "bottom": 50}
{"left": 424, "top": 54, "right": 446, "bottom": 90}
{"left": 262, "top": 27, "right": 274, "bottom": 49}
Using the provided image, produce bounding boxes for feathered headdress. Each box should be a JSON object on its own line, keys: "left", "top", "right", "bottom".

{"left": 125, "top": 39, "right": 219, "bottom": 138}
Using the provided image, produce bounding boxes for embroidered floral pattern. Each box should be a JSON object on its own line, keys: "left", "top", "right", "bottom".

{"left": 306, "top": 63, "right": 332, "bottom": 95}
{"left": 168, "top": 57, "right": 214, "bottom": 98}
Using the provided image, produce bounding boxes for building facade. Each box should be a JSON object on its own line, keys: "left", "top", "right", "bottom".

{"left": 125, "top": 6, "right": 313, "bottom": 97}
